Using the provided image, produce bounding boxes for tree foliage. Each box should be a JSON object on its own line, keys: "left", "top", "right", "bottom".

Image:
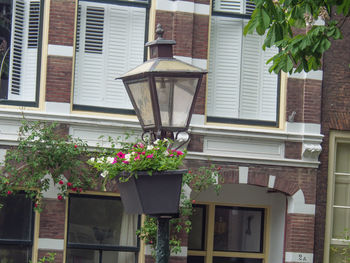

{"left": 244, "top": 0, "right": 350, "bottom": 74}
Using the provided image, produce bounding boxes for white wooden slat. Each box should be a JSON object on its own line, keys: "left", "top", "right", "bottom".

{"left": 207, "top": 16, "right": 242, "bottom": 118}
{"left": 73, "top": 1, "right": 146, "bottom": 110}
{"left": 8, "top": 0, "right": 38, "bottom": 101}
{"left": 214, "top": 0, "right": 243, "bottom": 14}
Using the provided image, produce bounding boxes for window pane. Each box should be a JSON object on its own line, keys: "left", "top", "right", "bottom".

{"left": 187, "top": 256, "right": 205, "bottom": 263}
{"left": 213, "top": 257, "right": 262, "bottom": 263}
{"left": 334, "top": 174, "right": 350, "bottom": 206}
{"left": 188, "top": 205, "right": 206, "bottom": 250}
{"left": 0, "top": 193, "right": 33, "bottom": 240}
{"left": 102, "top": 251, "right": 135, "bottom": 263}
{"left": 67, "top": 249, "right": 99, "bottom": 263}
{"left": 68, "top": 195, "right": 138, "bottom": 247}
{"left": 332, "top": 207, "right": 350, "bottom": 238}
{"left": 330, "top": 245, "right": 350, "bottom": 263}
{"left": 214, "top": 206, "right": 264, "bottom": 253}
{"left": 0, "top": 245, "right": 32, "bottom": 263}
{"left": 336, "top": 143, "right": 350, "bottom": 173}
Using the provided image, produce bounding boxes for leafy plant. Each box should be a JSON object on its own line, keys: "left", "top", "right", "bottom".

{"left": 88, "top": 138, "right": 186, "bottom": 184}
{"left": 0, "top": 120, "right": 97, "bottom": 210}
{"left": 244, "top": 0, "right": 349, "bottom": 74}
{"left": 30, "top": 253, "right": 56, "bottom": 263}
{"left": 330, "top": 228, "right": 350, "bottom": 263}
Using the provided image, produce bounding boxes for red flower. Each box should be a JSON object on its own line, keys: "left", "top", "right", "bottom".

{"left": 188, "top": 171, "right": 192, "bottom": 174}
{"left": 59, "top": 180, "right": 64, "bottom": 185}
{"left": 217, "top": 166, "right": 222, "bottom": 170}
{"left": 7, "top": 190, "right": 12, "bottom": 195}
{"left": 72, "top": 187, "right": 77, "bottom": 192}
{"left": 34, "top": 203, "right": 38, "bottom": 208}
{"left": 192, "top": 199, "right": 196, "bottom": 204}
{"left": 57, "top": 195, "right": 63, "bottom": 200}
{"left": 79, "top": 188, "right": 83, "bottom": 193}
{"left": 74, "top": 145, "right": 78, "bottom": 148}
{"left": 67, "top": 182, "right": 73, "bottom": 187}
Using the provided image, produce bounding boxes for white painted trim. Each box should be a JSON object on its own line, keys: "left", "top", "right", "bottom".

{"left": 0, "top": 149, "right": 6, "bottom": 165}
{"left": 268, "top": 175, "right": 276, "bottom": 188}
{"left": 287, "top": 189, "right": 315, "bottom": 215}
{"left": 38, "top": 238, "right": 64, "bottom": 250}
{"left": 239, "top": 166, "right": 248, "bottom": 184}
{"left": 156, "top": 0, "right": 210, "bottom": 15}
{"left": 285, "top": 252, "right": 313, "bottom": 263}
{"left": 45, "top": 102, "right": 71, "bottom": 114}
{"left": 48, "top": 44, "right": 73, "bottom": 57}
{"left": 288, "top": 70, "right": 323, "bottom": 81}
{"left": 42, "top": 175, "right": 66, "bottom": 199}
{"left": 145, "top": 245, "right": 187, "bottom": 257}
{"left": 190, "top": 114, "right": 205, "bottom": 126}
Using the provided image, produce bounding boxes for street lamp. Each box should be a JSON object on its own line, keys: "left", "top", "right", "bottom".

{"left": 118, "top": 24, "right": 207, "bottom": 263}
{"left": 118, "top": 24, "right": 207, "bottom": 142}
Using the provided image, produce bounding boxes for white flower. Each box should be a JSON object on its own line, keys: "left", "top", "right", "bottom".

{"left": 163, "top": 151, "right": 169, "bottom": 156}
{"left": 106, "top": 157, "right": 114, "bottom": 164}
{"left": 147, "top": 145, "right": 154, "bottom": 150}
{"left": 154, "top": 139, "right": 160, "bottom": 145}
{"left": 97, "top": 158, "right": 104, "bottom": 164}
{"left": 100, "top": 170, "right": 109, "bottom": 178}
{"left": 125, "top": 154, "right": 131, "bottom": 161}
{"left": 89, "top": 157, "right": 95, "bottom": 162}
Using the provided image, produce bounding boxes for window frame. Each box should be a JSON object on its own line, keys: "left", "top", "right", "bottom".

{"left": 188, "top": 202, "right": 269, "bottom": 263}
{"left": 0, "top": 192, "right": 35, "bottom": 262}
{"left": 0, "top": 0, "right": 44, "bottom": 107}
{"left": 71, "top": 0, "right": 150, "bottom": 115}
{"left": 207, "top": 0, "right": 281, "bottom": 128}
{"left": 66, "top": 193, "right": 141, "bottom": 263}
{"left": 324, "top": 131, "right": 350, "bottom": 262}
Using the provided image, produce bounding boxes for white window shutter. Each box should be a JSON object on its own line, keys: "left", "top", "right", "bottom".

{"left": 213, "top": 0, "right": 243, "bottom": 14}
{"left": 8, "top": 0, "right": 39, "bottom": 101}
{"left": 240, "top": 30, "right": 278, "bottom": 122}
{"left": 74, "top": 1, "right": 146, "bottom": 110}
{"left": 207, "top": 16, "right": 242, "bottom": 119}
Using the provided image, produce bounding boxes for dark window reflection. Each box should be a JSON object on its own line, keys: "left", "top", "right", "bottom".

{"left": 188, "top": 205, "right": 206, "bottom": 250}
{"left": 214, "top": 206, "right": 264, "bottom": 253}
{"left": 213, "top": 257, "right": 263, "bottom": 263}
{"left": 187, "top": 256, "right": 205, "bottom": 263}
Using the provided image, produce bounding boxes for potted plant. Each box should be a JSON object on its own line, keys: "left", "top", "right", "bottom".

{"left": 88, "top": 138, "right": 187, "bottom": 215}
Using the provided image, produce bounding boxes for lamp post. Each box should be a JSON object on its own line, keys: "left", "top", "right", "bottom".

{"left": 118, "top": 24, "right": 207, "bottom": 263}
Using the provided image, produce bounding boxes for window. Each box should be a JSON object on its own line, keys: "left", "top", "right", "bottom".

{"left": 188, "top": 204, "right": 267, "bottom": 263}
{"left": 0, "top": 193, "right": 35, "bottom": 262}
{"left": 0, "top": 0, "right": 43, "bottom": 105}
{"left": 207, "top": 0, "right": 279, "bottom": 126}
{"left": 325, "top": 136, "right": 350, "bottom": 263}
{"left": 73, "top": 0, "right": 148, "bottom": 114}
{"left": 66, "top": 194, "right": 139, "bottom": 263}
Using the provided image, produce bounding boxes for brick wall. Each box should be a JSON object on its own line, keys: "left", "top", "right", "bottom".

{"left": 46, "top": 56, "right": 73, "bottom": 103}
{"left": 314, "top": 12, "right": 350, "bottom": 263}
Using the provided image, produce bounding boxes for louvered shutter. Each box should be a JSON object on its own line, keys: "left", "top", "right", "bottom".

{"left": 213, "top": 0, "right": 255, "bottom": 15}
{"left": 73, "top": 1, "right": 146, "bottom": 110}
{"left": 240, "top": 30, "right": 278, "bottom": 121}
{"left": 8, "top": 0, "right": 39, "bottom": 101}
{"left": 207, "top": 16, "right": 243, "bottom": 119}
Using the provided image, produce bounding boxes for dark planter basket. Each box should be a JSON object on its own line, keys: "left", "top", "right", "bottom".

{"left": 117, "top": 169, "right": 187, "bottom": 215}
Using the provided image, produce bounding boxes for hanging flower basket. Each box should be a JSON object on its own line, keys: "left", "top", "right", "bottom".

{"left": 117, "top": 169, "right": 187, "bottom": 215}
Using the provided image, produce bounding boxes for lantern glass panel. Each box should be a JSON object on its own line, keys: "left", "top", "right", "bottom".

{"left": 127, "top": 79, "right": 155, "bottom": 127}
{"left": 155, "top": 77, "right": 198, "bottom": 128}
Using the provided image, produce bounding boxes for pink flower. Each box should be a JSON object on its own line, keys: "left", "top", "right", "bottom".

{"left": 72, "top": 187, "right": 77, "bottom": 192}
{"left": 146, "top": 154, "right": 153, "bottom": 159}
{"left": 123, "top": 160, "right": 129, "bottom": 164}
{"left": 57, "top": 195, "right": 63, "bottom": 200}
{"left": 134, "top": 155, "right": 140, "bottom": 161}
{"left": 74, "top": 145, "right": 78, "bottom": 148}
{"left": 170, "top": 154, "right": 174, "bottom": 157}
{"left": 137, "top": 142, "right": 144, "bottom": 148}
{"left": 113, "top": 157, "right": 118, "bottom": 164}
{"left": 67, "top": 182, "right": 73, "bottom": 187}
{"left": 117, "top": 152, "right": 125, "bottom": 159}
{"left": 141, "top": 151, "right": 146, "bottom": 155}
{"left": 59, "top": 180, "right": 64, "bottom": 185}
{"left": 176, "top": 150, "right": 183, "bottom": 156}
{"left": 7, "top": 190, "right": 12, "bottom": 195}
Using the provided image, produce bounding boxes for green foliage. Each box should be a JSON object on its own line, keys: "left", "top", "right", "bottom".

{"left": 29, "top": 253, "right": 56, "bottom": 263}
{"left": 330, "top": 229, "right": 350, "bottom": 263}
{"left": 136, "top": 164, "right": 223, "bottom": 255}
{"left": 0, "top": 120, "right": 97, "bottom": 210}
{"left": 88, "top": 138, "right": 186, "bottom": 184}
{"left": 244, "top": 0, "right": 349, "bottom": 74}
